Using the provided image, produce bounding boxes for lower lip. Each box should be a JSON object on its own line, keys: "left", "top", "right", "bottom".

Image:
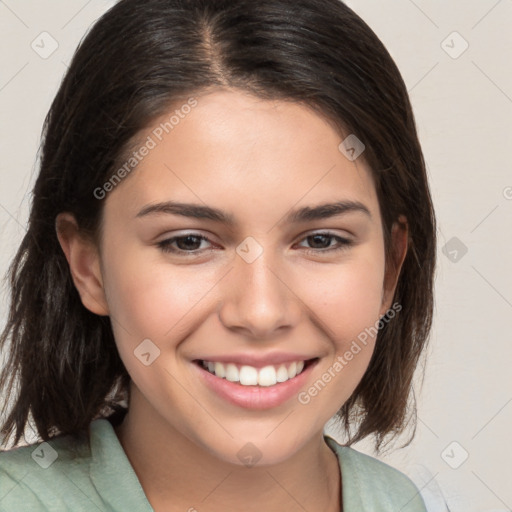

{"left": 193, "top": 359, "right": 318, "bottom": 410}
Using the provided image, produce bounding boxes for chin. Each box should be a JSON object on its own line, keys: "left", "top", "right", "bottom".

{"left": 195, "top": 428, "right": 314, "bottom": 468}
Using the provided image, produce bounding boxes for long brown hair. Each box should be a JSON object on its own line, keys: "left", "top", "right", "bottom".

{"left": 0, "top": 0, "right": 436, "bottom": 452}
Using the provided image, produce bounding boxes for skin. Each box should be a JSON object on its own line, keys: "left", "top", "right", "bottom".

{"left": 56, "top": 88, "right": 407, "bottom": 512}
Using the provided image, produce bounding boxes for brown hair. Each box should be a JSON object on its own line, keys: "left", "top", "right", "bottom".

{"left": 0, "top": 0, "right": 436, "bottom": 452}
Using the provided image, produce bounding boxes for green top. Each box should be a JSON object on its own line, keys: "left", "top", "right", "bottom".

{"left": 0, "top": 418, "right": 427, "bottom": 511}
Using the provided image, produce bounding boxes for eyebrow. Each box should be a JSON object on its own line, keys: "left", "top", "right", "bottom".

{"left": 136, "top": 200, "right": 371, "bottom": 224}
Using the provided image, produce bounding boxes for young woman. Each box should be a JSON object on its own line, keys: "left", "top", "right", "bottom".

{"left": 0, "top": 0, "right": 436, "bottom": 510}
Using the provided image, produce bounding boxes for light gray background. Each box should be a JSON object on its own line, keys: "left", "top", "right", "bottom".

{"left": 1, "top": 1, "right": 511, "bottom": 511}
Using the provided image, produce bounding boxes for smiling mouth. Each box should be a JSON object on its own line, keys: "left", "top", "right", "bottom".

{"left": 194, "top": 358, "right": 318, "bottom": 387}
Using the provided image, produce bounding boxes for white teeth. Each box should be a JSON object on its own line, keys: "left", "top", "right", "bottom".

{"left": 201, "top": 359, "right": 308, "bottom": 386}
{"left": 258, "top": 366, "right": 277, "bottom": 387}
{"left": 239, "top": 366, "right": 258, "bottom": 385}
{"left": 276, "top": 365, "right": 289, "bottom": 382}
{"left": 214, "top": 362, "right": 226, "bottom": 378}
{"left": 225, "top": 363, "right": 239, "bottom": 382}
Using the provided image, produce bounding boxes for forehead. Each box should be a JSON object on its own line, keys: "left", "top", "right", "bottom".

{"left": 105, "top": 89, "right": 379, "bottom": 224}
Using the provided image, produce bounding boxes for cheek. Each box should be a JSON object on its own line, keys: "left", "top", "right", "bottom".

{"left": 303, "top": 251, "right": 386, "bottom": 343}
{"left": 295, "top": 257, "right": 386, "bottom": 415}
{"left": 101, "top": 244, "right": 218, "bottom": 346}
{"left": 298, "top": 249, "right": 386, "bottom": 401}
{"left": 100, "top": 250, "right": 217, "bottom": 409}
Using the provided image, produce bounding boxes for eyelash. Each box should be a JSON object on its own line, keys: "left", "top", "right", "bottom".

{"left": 156, "top": 232, "right": 353, "bottom": 256}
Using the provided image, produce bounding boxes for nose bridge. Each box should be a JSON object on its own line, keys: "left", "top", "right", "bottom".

{"left": 218, "top": 242, "right": 299, "bottom": 337}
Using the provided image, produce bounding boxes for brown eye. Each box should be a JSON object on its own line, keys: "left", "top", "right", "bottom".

{"left": 297, "top": 232, "right": 353, "bottom": 254}
{"left": 306, "top": 234, "right": 334, "bottom": 249}
{"left": 157, "top": 234, "right": 212, "bottom": 254}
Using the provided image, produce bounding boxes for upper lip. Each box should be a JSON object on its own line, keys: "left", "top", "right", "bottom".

{"left": 194, "top": 352, "right": 318, "bottom": 368}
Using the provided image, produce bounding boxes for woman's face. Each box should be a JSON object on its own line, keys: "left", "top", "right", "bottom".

{"left": 92, "top": 89, "right": 405, "bottom": 465}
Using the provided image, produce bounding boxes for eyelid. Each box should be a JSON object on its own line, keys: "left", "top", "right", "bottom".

{"left": 156, "top": 232, "right": 216, "bottom": 254}
{"left": 295, "top": 231, "right": 353, "bottom": 254}
{"left": 297, "top": 228, "right": 354, "bottom": 241}
{"left": 156, "top": 230, "right": 354, "bottom": 256}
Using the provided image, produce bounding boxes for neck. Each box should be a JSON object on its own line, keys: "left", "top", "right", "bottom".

{"left": 114, "top": 388, "right": 342, "bottom": 512}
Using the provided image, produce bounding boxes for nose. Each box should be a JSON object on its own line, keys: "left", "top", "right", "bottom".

{"left": 217, "top": 250, "right": 301, "bottom": 339}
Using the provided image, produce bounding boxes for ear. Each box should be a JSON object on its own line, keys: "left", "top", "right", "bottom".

{"left": 380, "top": 215, "right": 408, "bottom": 316}
{"left": 55, "top": 212, "right": 109, "bottom": 316}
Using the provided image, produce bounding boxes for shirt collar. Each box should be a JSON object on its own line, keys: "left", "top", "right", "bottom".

{"left": 89, "top": 419, "right": 357, "bottom": 512}
{"left": 89, "top": 419, "right": 153, "bottom": 512}
{"left": 324, "top": 434, "right": 364, "bottom": 511}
